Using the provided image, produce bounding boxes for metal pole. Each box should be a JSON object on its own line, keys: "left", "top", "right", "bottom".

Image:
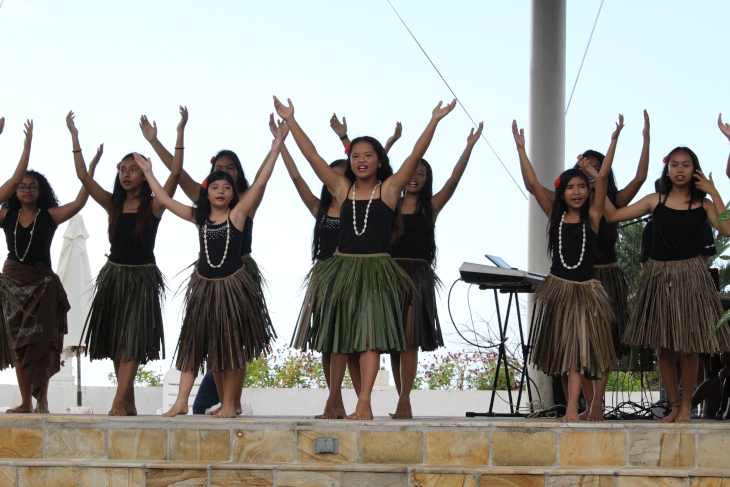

{"left": 76, "top": 348, "right": 82, "bottom": 407}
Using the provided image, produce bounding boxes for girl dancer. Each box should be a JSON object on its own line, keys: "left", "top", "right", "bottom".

{"left": 389, "top": 122, "right": 483, "bottom": 419}
{"left": 74, "top": 107, "right": 187, "bottom": 416}
{"left": 513, "top": 116, "right": 621, "bottom": 422}
{"left": 274, "top": 95, "right": 456, "bottom": 420}
{"left": 523, "top": 111, "right": 651, "bottom": 420}
{"left": 134, "top": 127, "right": 281, "bottom": 418}
{"left": 3, "top": 121, "right": 100, "bottom": 414}
{"left": 140, "top": 117, "right": 272, "bottom": 416}
{"left": 605, "top": 134, "right": 730, "bottom": 423}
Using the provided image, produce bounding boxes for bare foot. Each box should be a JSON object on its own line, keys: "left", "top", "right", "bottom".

{"left": 125, "top": 404, "right": 137, "bottom": 416}
{"left": 346, "top": 400, "right": 373, "bottom": 420}
{"left": 578, "top": 409, "right": 590, "bottom": 421}
{"left": 33, "top": 402, "right": 50, "bottom": 414}
{"left": 108, "top": 401, "right": 127, "bottom": 416}
{"left": 659, "top": 407, "right": 680, "bottom": 423}
{"left": 212, "top": 405, "right": 237, "bottom": 418}
{"left": 316, "top": 402, "right": 340, "bottom": 420}
{"left": 206, "top": 404, "right": 222, "bottom": 416}
{"left": 558, "top": 404, "right": 580, "bottom": 423}
{"left": 6, "top": 404, "right": 33, "bottom": 414}
{"left": 587, "top": 409, "right": 605, "bottom": 421}
{"left": 675, "top": 406, "right": 692, "bottom": 424}
{"left": 162, "top": 402, "right": 188, "bottom": 417}
{"left": 389, "top": 398, "right": 413, "bottom": 419}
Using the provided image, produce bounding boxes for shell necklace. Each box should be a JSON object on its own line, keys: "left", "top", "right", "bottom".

{"left": 352, "top": 180, "right": 381, "bottom": 236}
{"left": 14, "top": 208, "right": 41, "bottom": 262}
{"left": 203, "top": 210, "right": 230, "bottom": 268}
{"left": 558, "top": 212, "right": 586, "bottom": 270}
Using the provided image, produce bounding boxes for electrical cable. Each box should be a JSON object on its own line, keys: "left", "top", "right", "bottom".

{"left": 385, "top": 0, "right": 527, "bottom": 200}
{"left": 447, "top": 278, "right": 502, "bottom": 349}
{"left": 565, "top": 0, "right": 606, "bottom": 115}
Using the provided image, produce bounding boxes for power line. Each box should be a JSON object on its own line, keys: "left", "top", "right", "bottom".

{"left": 565, "top": 0, "right": 606, "bottom": 115}
{"left": 386, "top": 0, "right": 528, "bottom": 200}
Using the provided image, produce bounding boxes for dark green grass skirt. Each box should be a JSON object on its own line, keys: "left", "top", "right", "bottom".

{"left": 624, "top": 257, "right": 730, "bottom": 354}
{"left": 174, "top": 265, "right": 277, "bottom": 375}
{"left": 299, "top": 252, "right": 412, "bottom": 354}
{"left": 394, "top": 258, "right": 444, "bottom": 352}
{"left": 530, "top": 274, "right": 616, "bottom": 379}
{"left": 82, "top": 261, "right": 165, "bottom": 364}
{"left": 0, "top": 274, "right": 16, "bottom": 370}
{"left": 594, "top": 263, "right": 630, "bottom": 358}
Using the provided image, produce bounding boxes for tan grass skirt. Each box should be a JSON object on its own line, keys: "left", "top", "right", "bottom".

{"left": 594, "top": 263, "right": 630, "bottom": 357}
{"left": 624, "top": 257, "right": 730, "bottom": 354}
{"left": 394, "top": 258, "right": 444, "bottom": 352}
{"left": 530, "top": 274, "right": 616, "bottom": 379}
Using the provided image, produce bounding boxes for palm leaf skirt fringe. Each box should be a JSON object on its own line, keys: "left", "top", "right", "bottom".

{"left": 0, "top": 274, "right": 17, "bottom": 370}
{"left": 395, "top": 258, "right": 444, "bottom": 352}
{"left": 291, "top": 259, "right": 324, "bottom": 351}
{"left": 530, "top": 274, "right": 616, "bottom": 379}
{"left": 175, "top": 266, "right": 277, "bottom": 375}
{"left": 594, "top": 263, "right": 630, "bottom": 357}
{"left": 298, "top": 252, "right": 412, "bottom": 354}
{"left": 81, "top": 261, "right": 165, "bottom": 364}
{"left": 624, "top": 257, "right": 730, "bottom": 353}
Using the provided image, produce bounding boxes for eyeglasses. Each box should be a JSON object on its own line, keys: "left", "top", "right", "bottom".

{"left": 17, "top": 185, "right": 39, "bottom": 193}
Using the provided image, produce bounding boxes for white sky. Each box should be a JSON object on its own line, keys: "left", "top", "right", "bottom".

{"left": 1, "top": 1, "right": 729, "bottom": 387}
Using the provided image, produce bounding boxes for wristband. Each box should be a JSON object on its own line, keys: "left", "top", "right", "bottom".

{"left": 339, "top": 134, "right": 348, "bottom": 141}
{"left": 72, "top": 149, "right": 82, "bottom": 153}
{"left": 175, "top": 147, "right": 184, "bottom": 150}
{"left": 459, "top": 157, "right": 468, "bottom": 163}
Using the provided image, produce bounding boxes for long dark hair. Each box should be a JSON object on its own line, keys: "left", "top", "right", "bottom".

{"left": 2, "top": 170, "right": 60, "bottom": 211}
{"left": 211, "top": 150, "right": 249, "bottom": 194}
{"left": 193, "top": 171, "right": 240, "bottom": 226}
{"left": 658, "top": 147, "right": 705, "bottom": 204}
{"left": 311, "top": 159, "right": 350, "bottom": 262}
{"left": 576, "top": 149, "right": 619, "bottom": 247}
{"left": 393, "top": 159, "right": 437, "bottom": 263}
{"left": 547, "top": 168, "right": 592, "bottom": 258}
{"left": 108, "top": 153, "right": 154, "bottom": 246}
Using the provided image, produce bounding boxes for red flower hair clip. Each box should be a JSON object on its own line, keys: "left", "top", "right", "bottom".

{"left": 210, "top": 156, "right": 216, "bottom": 165}
{"left": 663, "top": 156, "right": 669, "bottom": 164}
{"left": 116, "top": 162, "right": 121, "bottom": 170}
{"left": 202, "top": 179, "right": 208, "bottom": 189}
{"left": 344, "top": 144, "right": 351, "bottom": 156}
{"left": 554, "top": 177, "right": 561, "bottom": 188}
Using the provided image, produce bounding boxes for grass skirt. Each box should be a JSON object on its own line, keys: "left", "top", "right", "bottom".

{"left": 291, "top": 259, "right": 324, "bottom": 351}
{"left": 82, "top": 261, "right": 165, "bottom": 364}
{"left": 242, "top": 254, "right": 273, "bottom": 335}
{"left": 394, "top": 258, "right": 444, "bottom": 352}
{"left": 0, "top": 274, "right": 16, "bottom": 370}
{"left": 299, "top": 252, "right": 412, "bottom": 354}
{"left": 174, "top": 266, "right": 277, "bottom": 374}
{"left": 624, "top": 257, "right": 730, "bottom": 354}
{"left": 530, "top": 274, "right": 616, "bottom": 379}
{"left": 594, "top": 263, "right": 630, "bottom": 357}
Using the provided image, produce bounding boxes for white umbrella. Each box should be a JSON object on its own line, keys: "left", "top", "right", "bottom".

{"left": 56, "top": 214, "right": 93, "bottom": 406}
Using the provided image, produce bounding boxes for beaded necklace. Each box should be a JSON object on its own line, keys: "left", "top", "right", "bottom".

{"left": 14, "top": 208, "right": 41, "bottom": 262}
{"left": 352, "top": 180, "right": 381, "bottom": 236}
{"left": 558, "top": 211, "right": 586, "bottom": 270}
{"left": 203, "top": 210, "right": 230, "bottom": 268}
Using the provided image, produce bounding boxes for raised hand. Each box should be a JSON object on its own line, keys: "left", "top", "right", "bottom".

{"left": 0, "top": 117, "right": 5, "bottom": 135}
{"left": 139, "top": 115, "right": 157, "bottom": 142}
{"left": 271, "top": 124, "right": 284, "bottom": 150}
{"left": 512, "top": 120, "right": 525, "bottom": 148}
{"left": 132, "top": 152, "right": 152, "bottom": 173}
{"left": 611, "top": 114, "right": 625, "bottom": 140}
{"left": 432, "top": 99, "right": 457, "bottom": 122}
{"left": 467, "top": 122, "right": 483, "bottom": 146}
{"left": 694, "top": 170, "right": 718, "bottom": 196}
{"left": 643, "top": 110, "right": 650, "bottom": 139}
{"left": 577, "top": 156, "right": 599, "bottom": 180}
{"left": 269, "top": 113, "right": 290, "bottom": 140}
{"left": 719, "top": 113, "right": 730, "bottom": 141}
{"left": 273, "top": 96, "right": 294, "bottom": 121}
{"left": 386, "top": 122, "right": 402, "bottom": 145}
{"left": 66, "top": 111, "right": 78, "bottom": 136}
{"left": 177, "top": 106, "right": 188, "bottom": 132}
{"left": 330, "top": 113, "right": 347, "bottom": 138}
{"left": 23, "top": 120, "right": 33, "bottom": 148}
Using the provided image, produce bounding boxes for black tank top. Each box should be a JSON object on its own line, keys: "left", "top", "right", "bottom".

{"left": 338, "top": 190, "right": 393, "bottom": 255}
{"left": 197, "top": 219, "right": 244, "bottom": 279}
{"left": 391, "top": 213, "right": 435, "bottom": 263}
{"left": 316, "top": 215, "right": 340, "bottom": 261}
{"left": 550, "top": 221, "right": 596, "bottom": 282}
{"left": 594, "top": 218, "right": 618, "bottom": 265}
{"left": 650, "top": 199, "right": 707, "bottom": 261}
{"left": 2, "top": 208, "right": 58, "bottom": 269}
{"left": 108, "top": 213, "right": 160, "bottom": 265}
{"left": 240, "top": 217, "right": 253, "bottom": 255}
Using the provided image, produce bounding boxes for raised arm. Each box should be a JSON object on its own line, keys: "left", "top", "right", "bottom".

{"left": 589, "top": 115, "right": 624, "bottom": 232}
{"left": 140, "top": 111, "right": 200, "bottom": 202}
{"left": 67, "top": 111, "right": 112, "bottom": 210}
{"left": 384, "top": 100, "right": 457, "bottom": 205}
{"left": 134, "top": 154, "right": 195, "bottom": 224}
{"left": 49, "top": 144, "right": 103, "bottom": 225}
{"left": 512, "top": 120, "right": 553, "bottom": 217}
{"left": 694, "top": 170, "right": 730, "bottom": 237}
{"left": 383, "top": 122, "right": 402, "bottom": 154}
{"left": 152, "top": 106, "right": 187, "bottom": 217}
{"left": 274, "top": 96, "right": 351, "bottom": 202}
{"left": 0, "top": 117, "right": 4, "bottom": 135}
{"left": 0, "top": 120, "right": 33, "bottom": 204}
{"left": 431, "top": 122, "right": 483, "bottom": 219}
{"left": 604, "top": 194, "right": 655, "bottom": 223}
{"left": 615, "top": 110, "right": 650, "bottom": 207}
{"left": 719, "top": 114, "right": 730, "bottom": 179}
{"left": 330, "top": 113, "right": 350, "bottom": 148}
{"left": 271, "top": 114, "right": 320, "bottom": 217}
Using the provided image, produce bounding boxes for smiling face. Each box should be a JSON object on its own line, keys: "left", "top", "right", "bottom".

{"left": 563, "top": 176, "right": 589, "bottom": 209}
{"left": 667, "top": 150, "right": 694, "bottom": 187}
{"left": 119, "top": 157, "right": 146, "bottom": 190}
{"left": 206, "top": 177, "right": 235, "bottom": 209}
{"left": 350, "top": 141, "right": 380, "bottom": 180}
{"left": 16, "top": 174, "right": 40, "bottom": 205}
{"left": 213, "top": 155, "right": 239, "bottom": 185}
{"left": 406, "top": 162, "right": 427, "bottom": 195}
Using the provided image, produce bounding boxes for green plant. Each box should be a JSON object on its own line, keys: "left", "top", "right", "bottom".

{"left": 107, "top": 364, "right": 163, "bottom": 387}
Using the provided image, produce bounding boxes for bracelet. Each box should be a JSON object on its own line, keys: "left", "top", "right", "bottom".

{"left": 339, "top": 134, "right": 348, "bottom": 141}
{"left": 72, "top": 149, "right": 82, "bottom": 153}
{"left": 175, "top": 147, "right": 184, "bottom": 150}
{"left": 459, "top": 157, "right": 468, "bottom": 163}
